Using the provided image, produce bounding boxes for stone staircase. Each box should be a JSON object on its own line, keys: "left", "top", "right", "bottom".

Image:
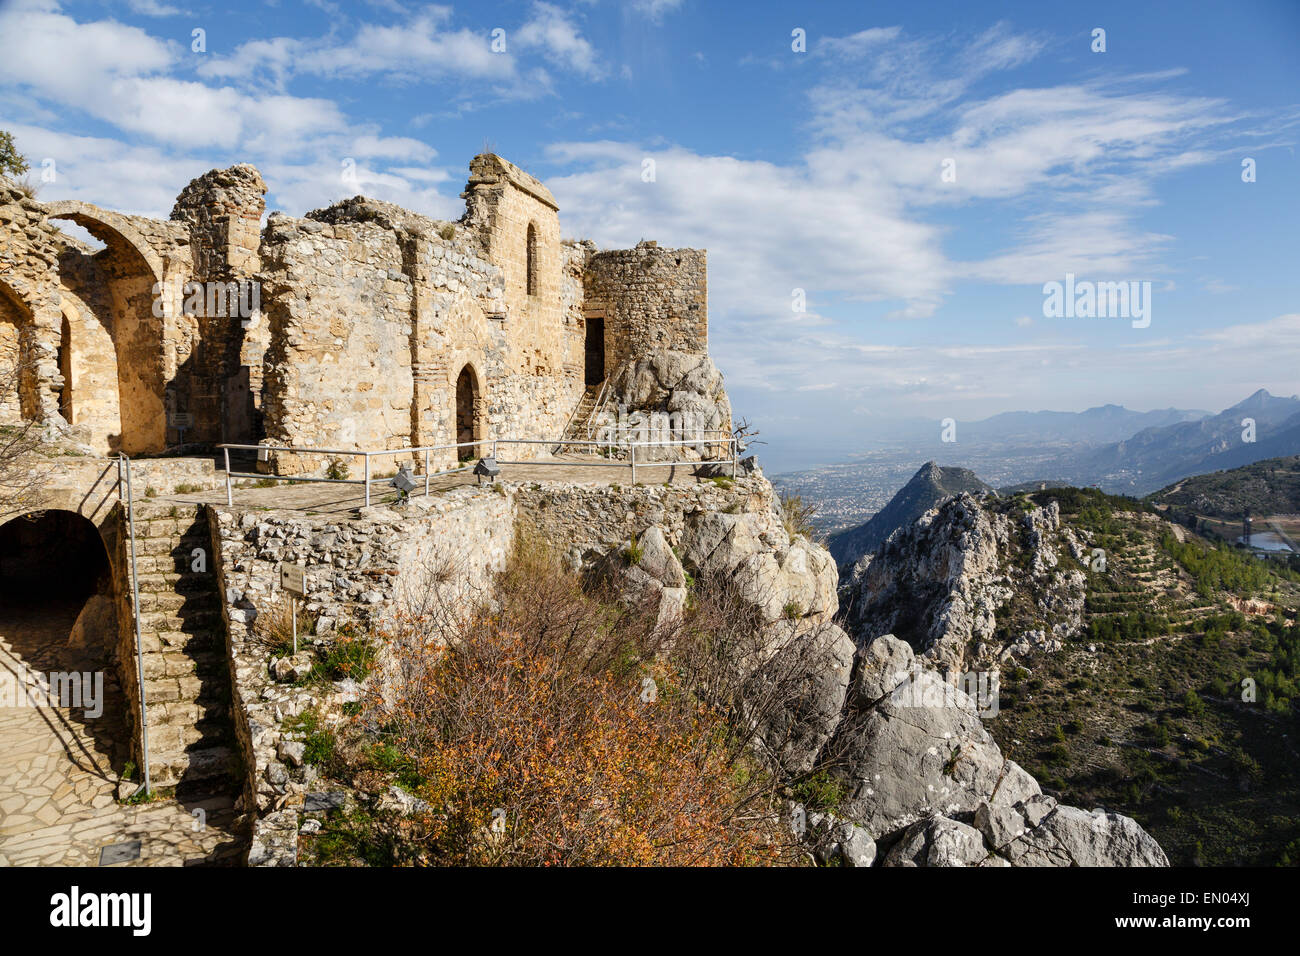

{"left": 126, "top": 502, "right": 238, "bottom": 793}
{"left": 558, "top": 381, "right": 607, "bottom": 449}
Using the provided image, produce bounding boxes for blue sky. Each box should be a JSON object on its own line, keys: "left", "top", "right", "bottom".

{"left": 2, "top": 0, "right": 1298, "bottom": 470}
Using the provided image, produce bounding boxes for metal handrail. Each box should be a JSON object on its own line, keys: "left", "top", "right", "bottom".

{"left": 216, "top": 431, "right": 740, "bottom": 506}
{"left": 116, "top": 453, "right": 151, "bottom": 796}
{"left": 552, "top": 378, "right": 606, "bottom": 454}
{"left": 583, "top": 372, "right": 615, "bottom": 442}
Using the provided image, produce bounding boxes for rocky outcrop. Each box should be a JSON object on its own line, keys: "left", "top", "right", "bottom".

{"left": 817, "top": 635, "right": 1165, "bottom": 867}
{"left": 598, "top": 349, "right": 733, "bottom": 457}
{"left": 975, "top": 795, "right": 1169, "bottom": 866}
{"left": 748, "top": 620, "right": 855, "bottom": 776}
{"left": 546, "top": 478, "right": 1165, "bottom": 867}
{"left": 841, "top": 493, "right": 1087, "bottom": 672}
{"left": 883, "top": 814, "right": 993, "bottom": 867}
{"left": 824, "top": 636, "right": 1040, "bottom": 835}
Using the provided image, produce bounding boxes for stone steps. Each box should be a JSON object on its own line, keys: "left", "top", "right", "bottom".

{"left": 561, "top": 382, "right": 606, "bottom": 443}
{"left": 124, "top": 503, "right": 238, "bottom": 790}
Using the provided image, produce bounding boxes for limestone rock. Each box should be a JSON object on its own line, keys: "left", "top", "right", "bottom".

{"left": 1001, "top": 803, "right": 1169, "bottom": 867}
{"left": 827, "top": 664, "right": 1040, "bottom": 836}
{"left": 883, "top": 815, "right": 990, "bottom": 867}
{"left": 748, "top": 621, "right": 855, "bottom": 775}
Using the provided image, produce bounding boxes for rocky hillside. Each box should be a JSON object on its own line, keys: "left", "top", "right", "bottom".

{"left": 840, "top": 489, "right": 1096, "bottom": 673}
{"left": 1149, "top": 454, "right": 1300, "bottom": 518}
{"left": 839, "top": 485, "right": 1300, "bottom": 865}
{"left": 250, "top": 469, "right": 1167, "bottom": 867}
{"left": 1066, "top": 389, "right": 1300, "bottom": 495}
{"left": 828, "top": 461, "right": 993, "bottom": 573}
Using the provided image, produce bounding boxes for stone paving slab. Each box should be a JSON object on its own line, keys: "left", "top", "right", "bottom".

{"left": 0, "top": 598, "right": 245, "bottom": 866}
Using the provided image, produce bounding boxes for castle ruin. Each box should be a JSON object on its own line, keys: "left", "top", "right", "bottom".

{"left": 0, "top": 153, "right": 730, "bottom": 468}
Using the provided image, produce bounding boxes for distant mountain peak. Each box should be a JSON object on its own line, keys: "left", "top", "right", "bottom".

{"left": 1229, "top": 388, "right": 1275, "bottom": 410}
{"left": 828, "top": 462, "right": 993, "bottom": 572}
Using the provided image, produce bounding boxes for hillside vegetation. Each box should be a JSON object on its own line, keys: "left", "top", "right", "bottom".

{"left": 1149, "top": 454, "right": 1300, "bottom": 518}
{"left": 986, "top": 488, "right": 1300, "bottom": 865}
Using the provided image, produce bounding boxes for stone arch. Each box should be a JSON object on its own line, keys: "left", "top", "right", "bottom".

{"left": 44, "top": 201, "right": 167, "bottom": 454}
{"left": 0, "top": 508, "right": 114, "bottom": 605}
{"left": 0, "top": 506, "right": 128, "bottom": 813}
{"left": 42, "top": 201, "right": 165, "bottom": 287}
{"left": 57, "top": 293, "right": 122, "bottom": 453}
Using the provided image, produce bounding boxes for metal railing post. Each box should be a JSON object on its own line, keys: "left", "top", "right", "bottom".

{"left": 224, "top": 445, "right": 233, "bottom": 506}
{"left": 364, "top": 454, "right": 371, "bottom": 508}
{"left": 630, "top": 442, "right": 636, "bottom": 484}
{"left": 120, "top": 455, "right": 151, "bottom": 795}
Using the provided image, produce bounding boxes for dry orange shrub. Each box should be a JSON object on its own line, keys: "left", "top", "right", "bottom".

{"left": 354, "top": 532, "right": 799, "bottom": 866}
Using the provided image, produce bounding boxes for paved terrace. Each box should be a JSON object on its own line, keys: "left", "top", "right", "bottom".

{"left": 0, "top": 600, "right": 243, "bottom": 866}
{"left": 159, "top": 455, "right": 733, "bottom": 515}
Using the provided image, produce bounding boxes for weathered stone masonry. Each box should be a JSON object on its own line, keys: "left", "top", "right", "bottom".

{"left": 0, "top": 154, "right": 726, "bottom": 465}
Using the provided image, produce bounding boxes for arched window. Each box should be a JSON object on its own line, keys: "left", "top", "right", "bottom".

{"left": 526, "top": 222, "right": 538, "bottom": 297}
{"left": 58, "top": 314, "right": 73, "bottom": 424}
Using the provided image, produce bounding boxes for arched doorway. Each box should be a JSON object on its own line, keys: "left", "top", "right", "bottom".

{"left": 0, "top": 511, "right": 127, "bottom": 841}
{"left": 0, "top": 281, "right": 34, "bottom": 425}
{"left": 455, "top": 364, "right": 481, "bottom": 461}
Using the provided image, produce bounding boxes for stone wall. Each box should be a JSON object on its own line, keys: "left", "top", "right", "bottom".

{"left": 0, "top": 182, "right": 64, "bottom": 423}
{"left": 259, "top": 213, "right": 419, "bottom": 466}
{"left": 258, "top": 180, "right": 588, "bottom": 474}
{"left": 2, "top": 154, "right": 721, "bottom": 470}
{"left": 170, "top": 164, "right": 267, "bottom": 446}
{"left": 207, "top": 488, "right": 514, "bottom": 859}
{"left": 0, "top": 291, "right": 21, "bottom": 422}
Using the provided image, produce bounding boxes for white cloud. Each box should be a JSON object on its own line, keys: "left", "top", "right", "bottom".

{"left": 125, "top": 0, "right": 186, "bottom": 16}
{"left": 516, "top": 3, "right": 603, "bottom": 79}
{"left": 629, "top": 0, "right": 685, "bottom": 23}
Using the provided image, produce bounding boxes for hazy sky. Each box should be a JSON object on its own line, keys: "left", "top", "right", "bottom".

{"left": 2, "top": 0, "right": 1297, "bottom": 468}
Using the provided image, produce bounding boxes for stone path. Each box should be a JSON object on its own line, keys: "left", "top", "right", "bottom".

{"left": 0, "top": 598, "right": 244, "bottom": 866}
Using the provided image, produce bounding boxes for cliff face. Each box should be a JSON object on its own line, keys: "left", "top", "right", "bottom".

{"left": 840, "top": 493, "right": 1090, "bottom": 673}
{"left": 568, "top": 477, "right": 1165, "bottom": 866}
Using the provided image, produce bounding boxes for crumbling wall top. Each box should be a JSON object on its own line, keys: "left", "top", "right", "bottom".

{"left": 170, "top": 163, "right": 267, "bottom": 223}
{"left": 463, "top": 153, "right": 558, "bottom": 212}
{"left": 304, "top": 194, "right": 452, "bottom": 238}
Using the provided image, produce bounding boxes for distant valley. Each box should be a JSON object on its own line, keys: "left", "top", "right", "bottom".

{"left": 772, "top": 389, "right": 1300, "bottom": 534}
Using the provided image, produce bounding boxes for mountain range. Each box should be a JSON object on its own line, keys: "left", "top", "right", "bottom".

{"left": 774, "top": 389, "right": 1300, "bottom": 531}
{"left": 1044, "top": 389, "right": 1300, "bottom": 496}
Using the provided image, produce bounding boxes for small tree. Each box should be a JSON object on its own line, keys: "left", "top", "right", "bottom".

{"left": 0, "top": 130, "right": 29, "bottom": 179}
{"left": 0, "top": 355, "right": 50, "bottom": 520}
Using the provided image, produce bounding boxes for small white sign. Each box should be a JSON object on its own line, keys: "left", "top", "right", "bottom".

{"left": 280, "top": 563, "right": 306, "bottom": 597}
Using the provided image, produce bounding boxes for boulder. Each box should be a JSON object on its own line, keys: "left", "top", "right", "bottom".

{"left": 1001, "top": 803, "right": 1169, "bottom": 867}
{"left": 748, "top": 622, "right": 855, "bottom": 775}
{"left": 851, "top": 634, "right": 916, "bottom": 705}
{"left": 826, "top": 665, "right": 1039, "bottom": 836}
{"left": 883, "top": 815, "right": 989, "bottom": 867}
